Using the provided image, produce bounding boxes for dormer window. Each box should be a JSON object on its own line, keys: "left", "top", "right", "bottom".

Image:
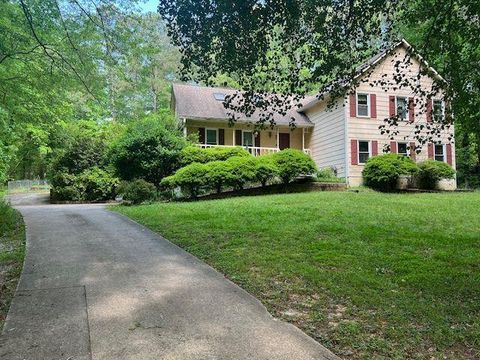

{"left": 213, "top": 93, "right": 226, "bottom": 101}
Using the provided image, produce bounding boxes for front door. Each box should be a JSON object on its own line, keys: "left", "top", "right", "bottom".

{"left": 279, "top": 133, "right": 290, "bottom": 150}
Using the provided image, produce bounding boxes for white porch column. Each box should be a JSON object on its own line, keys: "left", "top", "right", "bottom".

{"left": 276, "top": 128, "right": 279, "bottom": 149}
{"left": 302, "top": 128, "right": 305, "bottom": 151}
{"left": 183, "top": 118, "right": 187, "bottom": 137}
{"left": 233, "top": 130, "right": 236, "bottom": 146}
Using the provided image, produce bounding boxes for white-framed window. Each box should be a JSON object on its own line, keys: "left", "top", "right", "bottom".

{"left": 434, "top": 144, "right": 446, "bottom": 162}
{"left": 398, "top": 142, "right": 408, "bottom": 157}
{"left": 357, "top": 93, "right": 370, "bottom": 117}
{"left": 206, "top": 128, "right": 218, "bottom": 145}
{"left": 358, "top": 140, "right": 371, "bottom": 164}
{"left": 242, "top": 131, "right": 254, "bottom": 147}
{"left": 396, "top": 96, "right": 408, "bottom": 120}
{"left": 433, "top": 100, "right": 444, "bottom": 122}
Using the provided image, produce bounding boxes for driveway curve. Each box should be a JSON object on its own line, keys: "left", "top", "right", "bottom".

{"left": 0, "top": 201, "right": 338, "bottom": 360}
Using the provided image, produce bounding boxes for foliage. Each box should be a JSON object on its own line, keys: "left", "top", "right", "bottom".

{"left": 109, "top": 112, "right": 187, "bottom": 186}
{"left": 180, "top": 146, "right": 251, "bottom": 166}
{"left": 417, "top": 160, "right": 456, "bottom": 190}
{"left": 75, "top": 167, "right": 119, "bottom": 202}
{"left": 0, "top": 198, "right": 25, "bottom": 329}
{"left": 255, "top": 156, "right": 279, "bottom": 187}
{"left": 161, "top": 162, "right": 209, "bottom": 198}
{"left": 362, "top": 154, "right": 418, "bottom": 191}
{"left": 117, "top": 179, "right": 158, "bottom": 205}
{"left": 50, "top": 167, "right": 119, "bottom": 202}
{"left": 115, "top": 192, "right": 480, "bottom": 360}
{"left": 205, "top": 161, "right": 235, "bottom": 194}
{"left": 272, "top": 149, "right": 317, "bottom": 184}
{"left": 225, "top": 156, "right": 258, "bottom": 190}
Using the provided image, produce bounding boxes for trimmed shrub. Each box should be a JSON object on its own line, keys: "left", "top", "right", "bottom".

{"left": 109, "top": 112, "right": 186, "bottom": 185}
{"left": 117, "top": 179, "right": 157, "bottom": 204}
{"left": 272, "top": 149, "right": 317, "bottom": 184}
{"left": 76, "top": 167, "right": 119, "bottom": 202}
{"left": 205, "top": 161, "right": 235, "bottom": 193}
{"left": 417, "top": 160, "right": 456, "bottom": 190}
{"left": 225, "top": 156, "right": 258, "bottom": 190}
{"left": 362, "top": 154, "right": 418, "bottom": 191}
{"left": 161, "top": 162, "right": 209, "bottom": 198}
{"left": 255, "top": 156, "right": 279, "bottom": 187}
{"left": 180, "top": 146, "right": 251, "bottom": 166}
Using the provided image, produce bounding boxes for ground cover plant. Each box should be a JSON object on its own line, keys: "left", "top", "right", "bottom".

{"left": 0, "top": 190, "right": 26, "bottom": 329}
{"left": 114, "top": 191, "right": 480, "bottom": 359}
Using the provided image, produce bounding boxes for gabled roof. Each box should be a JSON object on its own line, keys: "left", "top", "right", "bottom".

{"left": 299, "top": 39, "right": 446, "bottom": 112}
{"left": 172, "top": 83, "right": 314, "bottom": 127}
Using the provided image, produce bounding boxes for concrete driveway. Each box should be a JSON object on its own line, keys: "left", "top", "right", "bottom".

{"left": 0, "top": 200, "right": 338, "bottom": 360}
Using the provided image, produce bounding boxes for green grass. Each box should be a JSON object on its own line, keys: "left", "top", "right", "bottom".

{"left": 0, "top": 192, "right": 26, "bottom": 329}
{"left": 113, "top": 192, "right": 480, "bottom": 359}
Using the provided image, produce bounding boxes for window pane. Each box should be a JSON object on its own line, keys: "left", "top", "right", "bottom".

{"left": 397, "top": 97, "right": 407, "bottom": 119}
{"left": 243, "top": 132, "right": 253, "bottom": 146}
{"left": 435, "top": 144, "right": 444, "bottom": 155}
{"left": 398, "top": 143, "right": 408, "bottom": 156}
{"left": 433, "top": 100, "right": 443, "bottom": 121}
{"left": 359, "top": 141, "right": 369, "bottom": 152}
{"left": 357, "top": 94, "right": 369, "bottom": 117}
{"left": 359, "top": 153, "right": 370, "bottom": 163}
{"left": 435, "top": 155, "right": 444, "bottom": 162}
{"left": 206, "top": 129, "right": 217, "bottom": 145}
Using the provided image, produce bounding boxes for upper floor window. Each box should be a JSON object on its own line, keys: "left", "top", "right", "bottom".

{"left": 357, "top": 93, "right": 370, "bottom": 117}
{"left": 398, "top": 142, "right": 408, "bottom": 157}
{"left": 433, "top": 100, "right": 444, "bottom": 122}
{"left": 206, "top": 128, "right": 218, "bottom": 145}
{"left": 358, "top": 140, "right": 370, "bottom": 163}
{"left": 434, "top": 144, "right": 445, "bottom": 162}
{"left": 396, "top": 97, "right": 408, "bottom": 120}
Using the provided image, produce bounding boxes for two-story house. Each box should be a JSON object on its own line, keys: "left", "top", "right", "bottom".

{"left": 171, "top": 40, "right": 456, "bottom": 189}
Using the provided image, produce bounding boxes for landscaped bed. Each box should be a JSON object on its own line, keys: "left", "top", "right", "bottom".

{"left": 114, "top": 191, "right": 480, "bottom": 359}
{"left": 0, "top": 191, "right": 25, "bottom": 329}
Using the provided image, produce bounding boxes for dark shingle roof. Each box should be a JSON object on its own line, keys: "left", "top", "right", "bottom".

{"left": 172, "top": 83, "right": 313, "bottom": 127}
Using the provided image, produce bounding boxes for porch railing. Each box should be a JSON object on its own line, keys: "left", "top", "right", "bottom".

{"left": 196, "top": 144, "right": 312, "bottom": 157}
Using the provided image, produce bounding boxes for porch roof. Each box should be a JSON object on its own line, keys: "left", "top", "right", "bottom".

{"left": 172, "top": 83, "right": 314, "bottom": 127}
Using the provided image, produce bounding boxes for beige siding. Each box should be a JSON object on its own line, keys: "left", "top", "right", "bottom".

{"left": 306, "top": 97, "right": 346, "bottom": 177}
{"left": 185, "top": 119, "right": 311, "bottom": 151}
{"left": 345, "top": 46, "right": 456, "bottom": 188}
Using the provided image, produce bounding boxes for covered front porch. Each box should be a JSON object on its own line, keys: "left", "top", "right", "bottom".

{"left": 183, "top": 119, "right": 313, "bottom": 157}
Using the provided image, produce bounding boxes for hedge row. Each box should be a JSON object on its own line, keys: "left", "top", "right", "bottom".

{"left": 180, "top": 146, "right": 251, "bottom": 166}
{"left": 362, "top": 154, "right": 456, "bottom": 191}
{"left": 162, "top": 149, "right": 317, "bottom": 198}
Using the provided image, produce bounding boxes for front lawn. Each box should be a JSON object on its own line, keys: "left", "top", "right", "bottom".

{"left": 113, "top": 192, "right": 480, "bottom": 359}
{"left": 0, "top": 191, "right": 26, "bottom": 329}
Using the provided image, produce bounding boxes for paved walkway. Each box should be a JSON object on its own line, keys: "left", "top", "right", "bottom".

{"left": 0, "top": 201, "right": 338, "bottom": 360}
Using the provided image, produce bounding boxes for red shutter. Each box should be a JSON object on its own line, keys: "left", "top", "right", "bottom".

{"left": 390, "top": 141, "right": 397, "bottom": 153}
{"left": 372, "top": 140, "right": 379, "bottom": 156}
{"left": 349, "top": 94, "right": 356, "bottom": 118}
{"left": 408, "top": 97, "right": 415, "bottom": 123}
{"left": 389, "top": 96, "right": 396, "bottom": 117}
{"left": 351, "top": 140, "right": 358, "bottom": 165}
{"left": 235, "top": 130, "right": 242, "bottom": 146}
{"left": 370, "top": 94, "right": 377, "bottom": 118}
{"left": 426, "top": 99, "right": 433, "bottom": 123}
{"left": 410, "top": 142, "right": 416, "bottom": 161}
{"left": 446, "top": 144, "right": 453, "bottom": 165}
{"left": 218, "top": 128, "right": 225, "bottom": 145}
{"left": 428, "top": 143, "right": 434, "bottom": 159}
{"left": 198, "top": 127, "right": 206, "bottom": 144}
{"left": 445, "top": 100, "right": 451, "bottom": 122}
{"left": 255, "top": 132, "right": 261, "bottom": 147}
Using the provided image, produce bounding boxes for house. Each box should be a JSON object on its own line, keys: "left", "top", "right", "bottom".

{"left": 171, "top": 40, "right": 456, "bottom": 189}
